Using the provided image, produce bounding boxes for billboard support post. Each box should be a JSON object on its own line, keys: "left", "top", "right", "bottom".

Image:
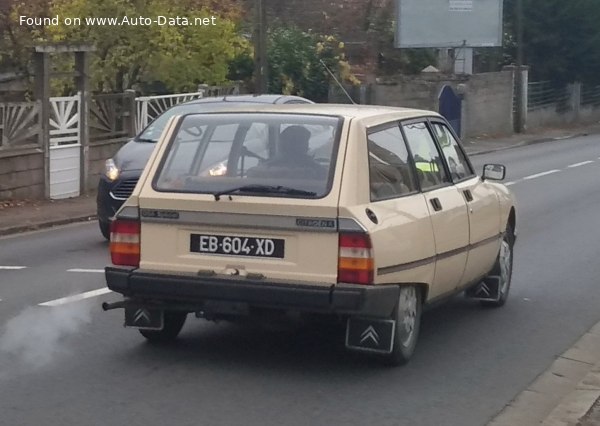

{"left": 515, "top": 0, "right": 525, "bottom": 133}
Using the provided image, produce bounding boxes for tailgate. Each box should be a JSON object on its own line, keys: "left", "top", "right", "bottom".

{"left": 138, "top": 195, "right": 340, "bottom": 286}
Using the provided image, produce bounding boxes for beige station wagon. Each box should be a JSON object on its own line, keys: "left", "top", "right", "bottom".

{"left": 102, "top": 104, "right": 517, "bottom": 365}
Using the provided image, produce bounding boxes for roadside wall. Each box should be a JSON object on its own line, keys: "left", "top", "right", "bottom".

{"left": 463, "top": 71, "right": 514, "bottom": 137}
{"left": 526, "top": 82, "right": 600, "bottom": 130}
{"left": 0, "top": 150, "right": 45, "bottom": 199}
{"left": 330, "top": 70, "right": 515, "bottom": 138}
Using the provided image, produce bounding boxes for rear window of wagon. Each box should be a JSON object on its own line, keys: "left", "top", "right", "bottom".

{"left": 153, "top": 113, "right": 343, "bottom": 199}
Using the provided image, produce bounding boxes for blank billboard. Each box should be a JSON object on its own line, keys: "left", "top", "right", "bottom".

{"left": 395, "top": 0, "right": 503, "bottom": 48}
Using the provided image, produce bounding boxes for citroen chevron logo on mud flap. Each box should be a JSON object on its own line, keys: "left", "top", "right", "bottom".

{"left": 134, "top": 309, "right": 151, "bottom": 324}
{"left": 360, "top": 326, "right": 380, "bottom": 346}
{"left": 475, "top": 282, "right": 492, "bottom": 297}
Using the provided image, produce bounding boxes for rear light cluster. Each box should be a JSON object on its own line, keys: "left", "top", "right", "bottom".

{"left": 337, "top": 232, "right": 374, "bottom": 285}
{"left": 110, "top": 219, "right": 140, "bottom": 267}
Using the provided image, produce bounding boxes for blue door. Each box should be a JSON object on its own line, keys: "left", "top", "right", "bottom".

{"left": 439, "top": 85, "right": 462, "bottom": 137}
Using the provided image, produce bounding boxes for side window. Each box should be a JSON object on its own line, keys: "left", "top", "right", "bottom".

{"left": 368, "top": 124, "right": 417, "bottom": 201}
{"left": 431, "top": 122, "right": 473, "bottom": 181}
{"left": 402, "top": 121, "right": 450, "bottom": 190}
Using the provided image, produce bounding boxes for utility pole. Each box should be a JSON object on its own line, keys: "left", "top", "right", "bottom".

{"left": 514, "top": 0, "right": 525, "bottom": 133}
{"left": 253, "top": 0, "right": 268, "bottom": 94}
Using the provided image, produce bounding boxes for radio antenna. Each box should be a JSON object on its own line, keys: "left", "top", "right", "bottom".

{"left": 319, "top": 59, "right": 356, "bottom": 105}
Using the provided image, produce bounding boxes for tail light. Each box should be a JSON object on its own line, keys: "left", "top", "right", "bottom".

{"left": 110, "top": 219, "right": 140, "bottom": 267}
{"left": 337, "top": 233, "right": 374, "bottom": 285}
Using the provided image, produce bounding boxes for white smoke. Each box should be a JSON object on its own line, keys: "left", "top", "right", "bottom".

{"left": 0, "top": 302, "right": 93, "bottom": 374}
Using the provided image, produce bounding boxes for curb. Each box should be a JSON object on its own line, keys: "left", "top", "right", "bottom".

{"left": 488, "top": 322, "right": 600, "bottom": 426}
{"left": 466, "top": 132, "right": 589, "bottom": 157}
{"left": 541, "top": 322, "right": 600, "bottom": 426}
{"left": 0, "top": 214, "right": 97, "bottom": 237}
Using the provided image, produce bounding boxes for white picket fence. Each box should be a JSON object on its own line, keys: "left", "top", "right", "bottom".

{"left": 135, "top": 92, "right": 205, "bottom": 133}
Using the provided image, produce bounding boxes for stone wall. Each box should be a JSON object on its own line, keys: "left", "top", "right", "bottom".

{"left": 463, "top": 71, "right": 514, "bottom": 137}
{"left": 0, "top": 150, "right": 45, "bottom": 199}
{"left": 330, "top": 70, "right": 516, "bottom": 138}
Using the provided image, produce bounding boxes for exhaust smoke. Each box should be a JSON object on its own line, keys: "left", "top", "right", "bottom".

{"left": 0, "top": 302, "right": 93, "bottom": 374}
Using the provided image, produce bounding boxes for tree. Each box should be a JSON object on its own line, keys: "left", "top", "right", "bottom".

{"left": 266, "top": 26, "right": 359, "bottom": 102}
{"left": 504, "top": 0, "right": 600, "bottom": 84}
{"left": 0, "top": 0, "right": 52, "bottom": 74}
{"left": 46, "top": 0, "right": 246, "bottom": 93}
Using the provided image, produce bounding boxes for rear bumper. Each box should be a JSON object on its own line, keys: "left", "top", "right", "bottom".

{"left": 105, "top": 267, "right": 399, "bottom": 317}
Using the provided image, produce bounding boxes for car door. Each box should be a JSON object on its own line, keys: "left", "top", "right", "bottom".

{"left": 402, "top": 120, "right": 470, "bottom": 300}
{"left": 358, "top": 122, "right": 437, "bottom": 288}
{"left": 430, "top": 120, "right": 502, "bottom": 286}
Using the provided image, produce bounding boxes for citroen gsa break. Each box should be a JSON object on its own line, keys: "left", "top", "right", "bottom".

{"left": 102, "top": 104, "right": 517, "bottom": 365}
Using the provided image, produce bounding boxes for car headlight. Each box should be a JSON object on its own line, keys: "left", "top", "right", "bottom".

{"left": 105, "top": 158, "right": 120, "bottom": 181}
{"left": 208, "top": 162, "right": 227, "bottom": 177}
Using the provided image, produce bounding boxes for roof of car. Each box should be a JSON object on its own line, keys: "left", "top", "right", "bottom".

{"left": 179, "top": 103, "right": 441, "bottom": 121}
{"left": 182, "top": 94, "right": 313, "bottom": 105}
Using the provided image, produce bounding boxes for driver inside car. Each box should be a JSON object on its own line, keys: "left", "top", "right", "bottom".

{"left": 247, "top": 125, "right": 328, "bottom": 180}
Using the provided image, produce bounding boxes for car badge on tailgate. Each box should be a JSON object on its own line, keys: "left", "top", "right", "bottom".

{"left": 141, "top": 209, "right": 180, "bottom": 220}
{"left": 295, "top": 218, "right": 336, "bottom": 229}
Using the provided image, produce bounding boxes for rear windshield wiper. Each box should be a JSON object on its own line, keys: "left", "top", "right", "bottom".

{"left": 213, "top": 184, "right": 317, "bottom": 201}
{"left": 136, "top": 137, "right": 157, "bottom": 143}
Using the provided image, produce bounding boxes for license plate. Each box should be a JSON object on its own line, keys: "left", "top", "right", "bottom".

{"left": 190, "top": 234, "right": 285, "bottom": 258}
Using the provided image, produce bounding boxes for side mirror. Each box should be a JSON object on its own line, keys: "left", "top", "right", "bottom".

{"left": 482, "top": 164, "right": 506, "bottom": 181}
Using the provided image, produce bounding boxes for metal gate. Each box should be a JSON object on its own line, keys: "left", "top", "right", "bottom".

{"left": 49, "top": 95, "right": 80, "bottom": 199}
{"left": 439, "top": 85, "right": 462, "bottom": 137}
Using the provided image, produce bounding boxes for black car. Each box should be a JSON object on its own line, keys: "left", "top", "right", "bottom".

{"left": 97, "top": 94, "right": 313, "bottom": 239}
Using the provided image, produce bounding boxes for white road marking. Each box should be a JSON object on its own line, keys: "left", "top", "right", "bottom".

{"left": 0, "top": 266, "right": 27, "bottom": 270}
{"left": 567, "top": 161, "right": 594, "bottom": 168}
{"left": 67, "top": 268, "right": 104, "bottom": 273}
{"left": 38, "top": 288, "right": 112, "bottom": 307}
{"left": 505, "top": 181, "right": 517, "bottom": 186}
{"left": 522, "top": 170, "right": 561, "bottom": 180}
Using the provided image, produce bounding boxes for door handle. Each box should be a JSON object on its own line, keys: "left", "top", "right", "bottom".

{"left": 430, "top": 197, "right": 443, "bottom": 212}
{"left": 463, "top": 189, "right": 474, "bottom": 202}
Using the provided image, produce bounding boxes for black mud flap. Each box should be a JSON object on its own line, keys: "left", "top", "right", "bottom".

{"left": 124, "top": 305, "right": 164, "bottom": 330}
{"left": 345, "top": 317, "right": 395, "bottom": 354}
{"left": 465, "top": 276, "right": 502, "bottom": 302}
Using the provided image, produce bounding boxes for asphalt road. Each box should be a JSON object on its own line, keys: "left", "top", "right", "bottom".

{"left": 1, "top": 135, "right": 600, "bottom": 426}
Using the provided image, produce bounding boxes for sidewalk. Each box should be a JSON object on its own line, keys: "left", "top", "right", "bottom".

{"left": 0, "top": 193, "right": 97, "bottom": 236}
{"left": 463, "top": 121, "right": 600, "bottom": 156}
{"left": 1, "top": 123, "right": 600, "bottom": 425}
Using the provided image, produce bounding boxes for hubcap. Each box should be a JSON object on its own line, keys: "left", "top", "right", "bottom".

{"left": 398, "top": 286, "right": 418, "bottom": 346}
{"left": 498, "top": 239, "right": 512, "bottom": 296}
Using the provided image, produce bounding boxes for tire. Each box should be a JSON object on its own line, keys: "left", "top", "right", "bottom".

{"left": 139, "top": 311, "right": 187, "bottom": 343}
{"left": 384, "top": 285, "right": 422, "bottom": 366}
{"left": 99, "top": 220, "right": 110, "bottom": 240}
{"left": 481, "top": 225, "right": 514, "bottom": 308}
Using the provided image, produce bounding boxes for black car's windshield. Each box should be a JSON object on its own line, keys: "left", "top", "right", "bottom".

{"left": 138, "top": 103, "right": 220, "bottom": 142}
{"left": 153, "top": 113, "right": 341, "bottom": 199}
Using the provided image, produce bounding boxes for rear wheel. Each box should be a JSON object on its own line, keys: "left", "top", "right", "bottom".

{"left": 139, "top": 311, "right": 187, "bottom": 343}
{"left": 384, "top": 285, "right": 422, "bottom": 366}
